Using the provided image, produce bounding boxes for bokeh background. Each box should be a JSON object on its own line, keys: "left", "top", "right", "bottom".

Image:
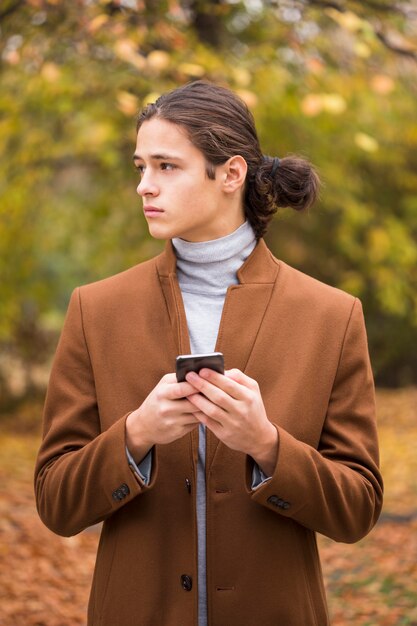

{"left": 0, "top": 1, "right": 416, "bottom": 624}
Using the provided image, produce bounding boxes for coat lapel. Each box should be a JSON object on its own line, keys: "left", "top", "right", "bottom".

{"left": 156, "top": 243, "right": 199, "bottom": 470}
{"left": 209, "top": 239, "right": 280, "bottom": 469}
{"left": 155, "top": 241, "right": 191, "bottom": 355}
{"left": 214, "top": 244, "right": 279, "bottom": 371}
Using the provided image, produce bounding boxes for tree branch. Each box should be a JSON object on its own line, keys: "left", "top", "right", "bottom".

{"left": 306, "top": 0, "right": 346, "bottom": 11}
{"left": 351, "top": 0, "right": 410, "bottom": 15}
{"left": 306, "top": 0, "right": 417, "bottom": 61}
{"left": 307, "top": 0, "right": 416, "bottom": 18}
{"left": 374, "top": 28, "right": 417, "bottom": 59}
{"left": 186, "top": 0, "right": 228, "bottom": 47}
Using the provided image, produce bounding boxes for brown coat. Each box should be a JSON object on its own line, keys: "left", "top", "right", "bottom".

{"left": 35, "top": 239, "right": 383, "bottom": 626}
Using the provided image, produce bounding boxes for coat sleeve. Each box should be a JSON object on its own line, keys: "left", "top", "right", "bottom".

{"left": 250, "top": 298, "right": 383, "bottom": 543}
{"left": 34, "top": 288, "right": 157, "bottom": 537}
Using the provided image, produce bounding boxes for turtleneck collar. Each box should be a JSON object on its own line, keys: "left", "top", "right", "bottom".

{"left": 172, "top": 221, "right": 255, "bottom": 265}
{"left": 172, "top": 221, "right": 257, "bottom": 296}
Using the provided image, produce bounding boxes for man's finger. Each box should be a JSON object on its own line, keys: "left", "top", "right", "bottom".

{"left": 186, "top": 388, "right": 228, "bottom": 422}
{"left": 225, "top": 368, "right": 258, "bottom": 390}
{"left": 166, "top": 380, "right": 200, "bottom": 400}
{"left": 192, "top": 368, "right": 247, "bottom": 400}
{"left": 175, "top": 399, "right": 205, "bottom": 414}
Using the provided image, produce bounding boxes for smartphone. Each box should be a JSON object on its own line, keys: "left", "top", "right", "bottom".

{"left": 176, "top": 352, "right": 225, "bottom": 383}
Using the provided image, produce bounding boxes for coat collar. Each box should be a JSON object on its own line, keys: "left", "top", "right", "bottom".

{"left": 155, "top": 237, "right": 279, "bottom": 285}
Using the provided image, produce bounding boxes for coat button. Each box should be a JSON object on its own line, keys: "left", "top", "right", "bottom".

{"left": 267, "top": 495, "right": 290, "bottom": 510}
{"left": 120, "top": 483, "right": 130, "bottom": 496}
{"left": 181, "top": 574, "right": 193, "bottom": 591}
{"left": 267, "top": 495, "right": 280, "bottom": 506}
{"left": 112, "top": 483, "right": 130, "bottom": 501}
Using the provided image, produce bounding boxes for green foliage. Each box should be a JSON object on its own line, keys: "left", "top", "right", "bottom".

{"left": 0, "top": 0, "right": 416, "bottom": 389}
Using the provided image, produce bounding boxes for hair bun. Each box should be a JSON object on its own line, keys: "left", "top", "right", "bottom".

{"left": 265, "top": 155, "right": 320, "bottom": 212}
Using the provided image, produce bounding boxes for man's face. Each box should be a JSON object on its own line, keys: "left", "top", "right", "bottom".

{"left": 134, "top": 118, "right": 243, "bottom": 242}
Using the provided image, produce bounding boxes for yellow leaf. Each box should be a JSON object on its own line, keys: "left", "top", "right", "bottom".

{"left": 114, "top": 40, "right": 146, "bottom": 70}
{"left": 301, "top": 94, "right": 323, "bottom": 117}
{"left": 305, "top": 57, "right": 325, "bottom": 75}
{"left": 233, "top": 67, "right": 251, "bottom": 86}
{"left": 117, "top": 91, "right": 139, "bottom": 116}
{"left": 178, "top": 63, "right": 205, "bottom": 78}
{"left": 88, "top": 14, "right": 109, "bottom": 34}
{"left": 41, "top": 62, "right": 61, "bottom": 82}
{"left": 3, "top": 49, "right": 20, "bottom": 65}
{"left": 371, "top": 75, "right": 395, "bottom": 95}
{"left": 235, "top": 89, "right": 258, "bottom": 108}
{"left": 326, "top": 9, "right": 365, "bottom": 32}
{"left": 321, "top": 94, "right": 346, "bottom": 114}
{"left": 354, "top": 42, "right": 371, "bottom": 58}
{"left": 367, "top": 227, "right": 391, "bottom": 263}
{"left": 142, "top": 92, "right": 161, "bottom": 106}
{"left": 82, "top": 122, "right": 113, "bottom": 149}
{"left": 301, "top": 93, "right": 346, "bottom": 116}
{"left": 355, "top": 132, "right": 379, "bottom": 152}
{"left": 146, "top": 50, "right": 170, "bottom": 71}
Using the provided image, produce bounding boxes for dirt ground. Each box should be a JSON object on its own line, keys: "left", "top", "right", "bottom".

{"left": 0, "top": 388, "right": 416, "bottom": 625}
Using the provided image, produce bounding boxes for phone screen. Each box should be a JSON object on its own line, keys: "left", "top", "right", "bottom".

{"left": 176, "top": 352, "right": 224, "bottom": 382}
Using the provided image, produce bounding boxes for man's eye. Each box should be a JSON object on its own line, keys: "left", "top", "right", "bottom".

{"left": 135, "top": 165, "right": 145, "bottom": 175}
{"left": 161, "top": 163, "right": 176, "bottom": 171}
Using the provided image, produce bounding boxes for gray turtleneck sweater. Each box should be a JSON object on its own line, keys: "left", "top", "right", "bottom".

{"left": 128, "top": 221, "right": 269, "bottom": 626}
{"left": 172, "top": 220, "right": 257, "bottom": 359}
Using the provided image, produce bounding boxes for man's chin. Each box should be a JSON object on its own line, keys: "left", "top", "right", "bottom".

{"left": 146, "top": 224, "right": 171, "bottom": 240}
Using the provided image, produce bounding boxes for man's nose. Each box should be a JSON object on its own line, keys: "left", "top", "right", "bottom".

{"left": 137, "top": 171, "right": 158, "bottom": 197}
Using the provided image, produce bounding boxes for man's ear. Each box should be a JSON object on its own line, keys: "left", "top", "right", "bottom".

{"left": 222, "top": 155, "right": 247, "bottom": 193}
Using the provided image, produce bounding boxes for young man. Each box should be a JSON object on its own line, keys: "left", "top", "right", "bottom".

{"left": 35, "top": 81, "right": 383, "bottom": 626}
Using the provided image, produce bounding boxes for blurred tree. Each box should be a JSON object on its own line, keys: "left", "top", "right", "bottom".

{"left": 0, "top": 0, "right": 416, "bottom": 397}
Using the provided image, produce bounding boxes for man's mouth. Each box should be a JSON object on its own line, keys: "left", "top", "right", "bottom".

{"left": 143, "top": 205, "right": 164, "bottom": 217}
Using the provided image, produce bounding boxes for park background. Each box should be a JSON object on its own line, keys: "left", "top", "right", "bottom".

{"left": 0, "top": 0, "right": 416, "bottom": 624}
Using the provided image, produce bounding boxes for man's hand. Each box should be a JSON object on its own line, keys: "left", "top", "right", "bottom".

{"left": 125, "top": 373, "right": 202, "bottom": 461}
{"left": 185, "top": 368, "right": 278, "bottom": 476}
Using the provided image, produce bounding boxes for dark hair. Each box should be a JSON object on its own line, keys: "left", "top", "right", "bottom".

{"left": 136, "top": 81, "right": 320, "bottom": 239}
